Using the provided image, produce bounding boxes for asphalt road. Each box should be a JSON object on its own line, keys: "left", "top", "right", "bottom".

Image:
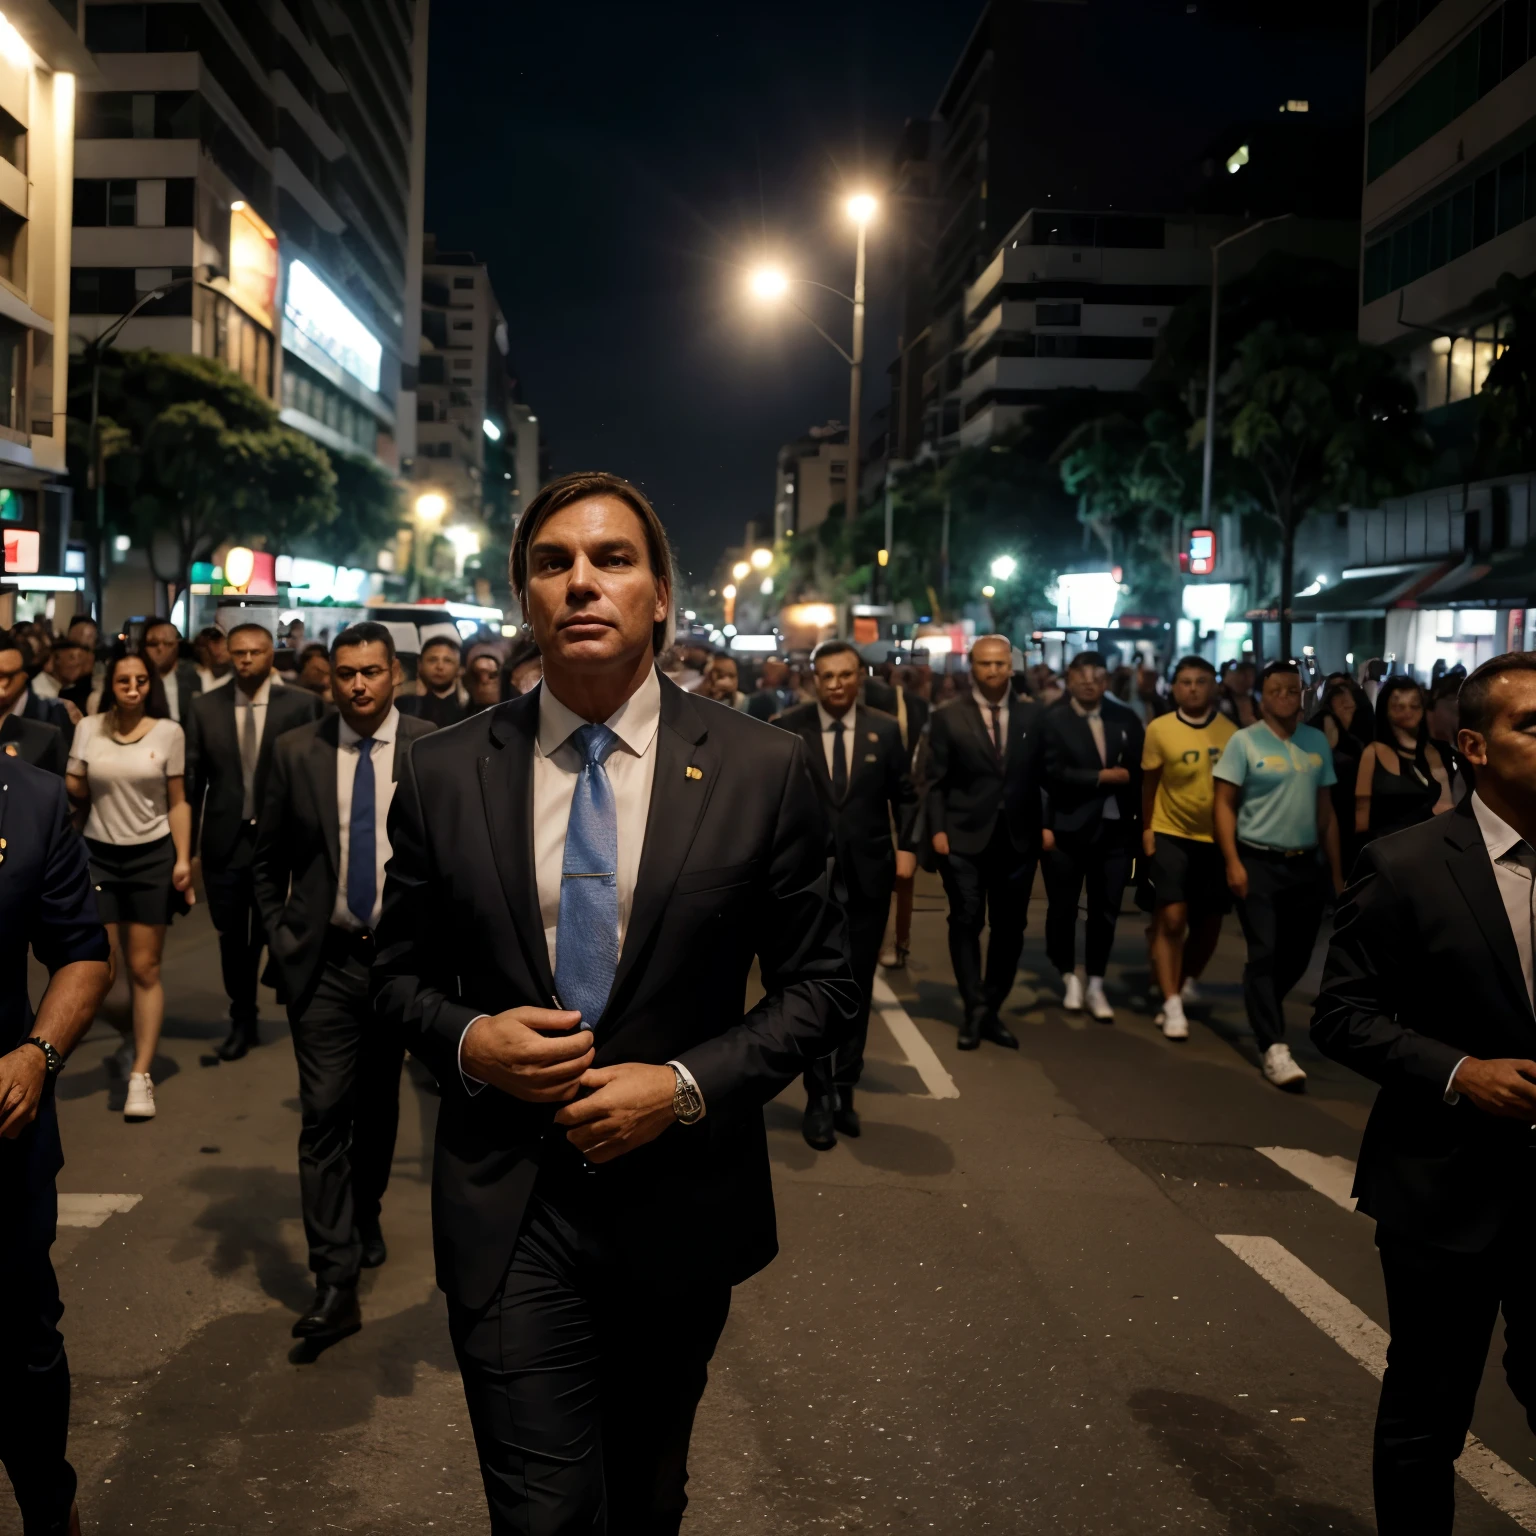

{"left": 10, "top": 874, "right": 1535, "bottom": 1534}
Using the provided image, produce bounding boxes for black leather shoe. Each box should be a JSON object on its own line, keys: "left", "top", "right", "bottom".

{"left": 802, "top": 1097, "right": 836, "bottom": 1150}
{"left": 292, "top": 1283, "right": 360, "bottom": 1341}
{"left": 982, "top": 1016, "right": 1019, "bottom": 1050}
{"left": 958, "top": 1009, "right": 985, "bottom": 1051}
{"left": 833, "top": 1090, "right": 861, "bottom": 1138}
{"left": 215, "top": 1022, "right": 257, "bottom": 1061}
{"left": 359, "top": 1227, "right": 387, "bottom": 1269}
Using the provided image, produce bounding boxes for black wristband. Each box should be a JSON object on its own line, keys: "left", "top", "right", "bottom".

{"left": 22, "top": 1037, "right": 64, "bottom": 1077}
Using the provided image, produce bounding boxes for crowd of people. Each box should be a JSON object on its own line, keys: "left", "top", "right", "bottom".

{"left": 0, "top": 468, "right": 1529, "bottom": 1535}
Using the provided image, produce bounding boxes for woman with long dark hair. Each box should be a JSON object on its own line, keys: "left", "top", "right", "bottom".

{"left": 1309, "top": 674, "right": 1374, "bottom": 876}
{"left": 65, "top": 647, "right": 194, "bottom": 1121}
{"left": 1353, "top": 675, "right": 1451, "bottom": 846}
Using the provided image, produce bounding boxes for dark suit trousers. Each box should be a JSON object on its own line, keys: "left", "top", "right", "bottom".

{"left": 1232, "top": 851, "right": 1327, "bottom": 1052}
{"left": 1043, "top": 820, "right": 1135, "bottom": 977}
{"left": 448, "top": 1156, "right": 732, "bottom": 1536}
{"left": 288, "top": 948, "right": 405, "bottom": 1286}
{"left": 804, "top": 890, "right": 888, "bottom": 1098}
{"left": 203, "top": 824, "right": 265, "bottom": 1026}
{"left": 0, "top": 1104, "right": 75, "bottom": 1535}
{"left": 1374, "top": 1223, "right": 1536, "bottom": 1534}
{"left": 939, "top": 819, "right": 1037, "bottom": 1019}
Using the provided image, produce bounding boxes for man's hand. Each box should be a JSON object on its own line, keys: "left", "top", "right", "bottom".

{"left": 1143, "top": 828, "right": 1157, "bottom": 858}
{"left": 1451, "top": 1057, "right": 1536, "bottom": 1119}
{"left": 1041, "top": 828, "right": 1055, "bottom": 853}
{"left": 1225, "top": 860, "right": 1249, "bottom": 900}
{"left": 0, "top": 1045, "right": 47, "bottom": 1139}
{"left": 553, "top": 1062, "right": 678, "bottom": 1163}
{"left": 895, "top": 850, "right": 917, "bottom": 880}
{"left": 931, "top": 831, "right": 950, "bottom": 857}
{"left": 462, "top": 1007, "right": 591, "bottom": 1102}
{"left": 1098, "top": 767, "right": 1130, "bottom": 786}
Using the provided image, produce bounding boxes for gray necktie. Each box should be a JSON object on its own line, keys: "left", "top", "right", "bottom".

{"left": 239, "top": 699, "right": 258, "bottom": 819}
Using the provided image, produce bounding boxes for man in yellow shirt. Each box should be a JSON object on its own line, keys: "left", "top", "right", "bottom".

{"left": 1140, "top": 656, "right": 1237, "bottom": 1039}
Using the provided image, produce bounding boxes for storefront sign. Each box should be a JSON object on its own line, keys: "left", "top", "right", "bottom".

{"left": 228, "top": 202, "right": 278, "bottom": 329}
{"left": 284, "top": 259, "right": 382, "bottom": 392}
{"left": 2, "top": 526, "right": 38, "bottom": 573}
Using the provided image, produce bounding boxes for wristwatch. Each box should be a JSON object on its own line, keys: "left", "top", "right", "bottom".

{"left": 668, "top": 1062, "right": 705, "bottom": 1125}
{"left": 23, "top": 1037, "right": 64, "bottom": 1077}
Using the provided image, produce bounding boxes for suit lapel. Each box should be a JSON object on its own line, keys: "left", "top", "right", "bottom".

{"left": 481, "top": 693, "right": 555, "bottom": 1002}
{"left": 309, "top": 713, "right": 341, "bottom": 879}
{"left": 845, "top": 706, "right": 880, "bottom": 797}
{"left": 1445, "top": 813, "right": 1534, "bottom": 1022}
{"left": 796, "top": 711, "right": 832, "bottom": 794}
{"left": 604, "top": 679, "right": 718, "bottom": 1027}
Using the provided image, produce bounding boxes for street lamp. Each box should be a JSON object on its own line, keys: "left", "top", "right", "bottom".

{"left": 749, "top": 546, "right": 773, "bottom": 570}
{"left": 982, "top": 584, "right": 996, "bottom": 599}
{"left": 731, "top": 560, "right": 751, "bottom": 581}
{"left": 990, "top": 554, "right": 1017, "bottom": 581}
{"left": 749, "top": 267, "right": 788, "bottom": 300}
{"left": 412, "top": 492, "right": 448, "bottom": 593}
{"left": 722, "top": 581, "right": 738, "bottom": 628}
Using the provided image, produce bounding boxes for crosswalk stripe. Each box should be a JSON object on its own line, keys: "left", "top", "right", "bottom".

{"left": 1255, "top": 1146, "right": 1359, "bottom": 1212}
{"left": 872, "top": 971, "right": 960, "bottom": 1100}
{"left": 57, "top": 1193, "right": 142, "bottom": 1228}
{"left": 1218, "top": 1233, "right": 1536, "bottom": 1531}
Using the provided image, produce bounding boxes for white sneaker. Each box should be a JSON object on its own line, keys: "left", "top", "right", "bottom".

{"left": 124, "top": 1072, "right": 156, "bottom": 1120}
{"left": 1062, "top": 973, "right": 1085, "bottom": 1011}
{"left": 878, "top": 943, "right": 900, "bottom": 969}
{"left": 1262, "top": 1043, "right": 1307, "bottom": 1090}
{"left": 1161, "top": 997, "right": 1189, "bottom": 1040}
{"left": 1085, "top": 977, "right": 1115, "bottom": 1022}
{"left": 1180, "top": 978, "right": 1204, "bottom": 1006}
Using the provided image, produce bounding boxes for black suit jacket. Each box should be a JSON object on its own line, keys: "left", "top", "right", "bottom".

{"left": 164, "top": 659, "right": 202, "bottom": 722}
{"left": 1311, "top": 801, "right": 1535, "bottom": 1252}
{"left": 775, "top": 704, "right": 918, "bottom": 905}
{"left": 21, "top": 690, "right": 73, "bottom": 755}
{"left": 252, "top": 710, "right": 437, "bottom": 1011}
{"left": 924, "top": 693, "right": 1045, "bottom": 857}
{"left": 185, "top": 681, "right": 323, "bottom": 865}
{"left": 1, "top": 714, "right": 65, "bottom": 775}
{"left": 371, "top": 674, "right": 856, "bottom": 1310}
{"left": 1040, "top": 696, "right": 1144, "bottom": 835}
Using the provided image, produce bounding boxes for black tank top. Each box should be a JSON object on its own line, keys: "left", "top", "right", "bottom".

{"left": 1366, "top": 745, "right": 1440, "bottom": 840}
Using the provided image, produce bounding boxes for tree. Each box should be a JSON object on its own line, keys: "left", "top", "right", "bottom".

{"left": 306, "top": 451, "right": 402, "bottom": 567}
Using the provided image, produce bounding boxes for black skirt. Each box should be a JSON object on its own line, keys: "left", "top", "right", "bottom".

{"left": 85, "top": 834, "right": 179, "bottom": 925}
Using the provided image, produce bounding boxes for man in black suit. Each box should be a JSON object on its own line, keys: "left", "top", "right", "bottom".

{"left": 1313, "top": 651, "right": 1536, "bottom": 1536}
{"left": 776, "top": 639, "right": 917, "bottom": 1148}
{"left": 254, "top": 622, "right": 435, "bottom": 1342}
{"left": 186, "top": 623, "right": 322, "bottom": 1060}
{"left": 0, "top": 630, "right": 74, "bottom": 756}
{"left": 143, "top": 619, "right": 202, "bottom": 724}
{"left": 1040, "top": 651, "right": 1144, "bottom": 1022}
{"left": 745, "top": 654, "right": 796, "bottom": 719}
{"left": 373, "top": 470, "right": 853, "bottom": 1535}
{"left": 0, "top": 713, "right": 65, "bottom": 774}
{"left": 926, "top": 635, "right": 1046, "bottom": 1050}
{"left": 0, "top": 755, "right": 112, "bottom": 1536}
{"left": 397, "top": 634, "right": 469, "bottom": 728}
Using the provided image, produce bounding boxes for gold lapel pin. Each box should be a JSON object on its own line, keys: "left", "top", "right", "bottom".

{"left": 867, "top": 731, "right": 878, "bottom": 742}
{"left": 2, "top": 744, "right": 15, "bottom": 757}
{"left": 685, "top": 764, "right": 703, "bottom": 780}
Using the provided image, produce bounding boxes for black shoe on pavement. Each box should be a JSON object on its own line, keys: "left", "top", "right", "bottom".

{"left": 215, "top": 1022, "right": 258, "bottom": 1061}
{"left": 359, "top": 1226, "right": 387, "bottom": 1269}
{"left": 833, "top": 1089, "right": 861, "bottom": 1138}
{"left": 292, "top": 1283, "right": 361, "bottom": 1341}
{"left": 802, "top": 1097, "right": 837, "bottom": 1150}
{"left": 982, "top": 1016, "right": 1019, "bottom": 1050}
{"left": 958, "top": 1009, "right": 985, "bottom": 1050}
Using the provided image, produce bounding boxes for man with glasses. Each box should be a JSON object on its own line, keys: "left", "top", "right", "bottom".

{"left": 0, "top": 630, "right": 67, "bottom": 773}
{"left": 256, "top": 622, "right": 434, "bottom": 1342}
{"left": 186, "top": 624, "right": 322, "bottom": 1061}
{"left": 143, "top": 620, "right": 202, "bottom": 724}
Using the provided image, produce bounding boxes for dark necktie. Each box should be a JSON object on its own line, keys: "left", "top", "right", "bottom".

{"left": 239, "top": 698, "right": 258, "bottom": 818}
{"left": 988, "top": 704, "right": 1003, "bottom": 760}
{"left": 347, "top": 738, "right": 377, "bottom": 928}
{"left": 831, "top": 719, "right": 848, "bottom": 799}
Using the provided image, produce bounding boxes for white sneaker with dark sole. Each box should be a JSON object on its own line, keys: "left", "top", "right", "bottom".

{"left": 1262, "top": 1043, "right": 1307, "bottom": 1090}
{"left": 124, "top": 1072, "right": 156, "bottom": 1120}
{"left": 1085, "top": 978, "right": 1114, "bottom": 1022}
{"left": 1062, "top": 973, "right": 1085, "bottom": 1011}
{"left": 1161, "top": 999, "right": 1189, "bottom": 1040}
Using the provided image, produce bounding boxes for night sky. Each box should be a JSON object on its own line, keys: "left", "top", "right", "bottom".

{"left": 422, "top": 2, "right": 1365, "bottom": 579}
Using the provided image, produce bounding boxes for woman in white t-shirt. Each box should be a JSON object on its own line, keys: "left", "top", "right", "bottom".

{"left": 66, "top": 649, "right": 195, "bottom": 1122}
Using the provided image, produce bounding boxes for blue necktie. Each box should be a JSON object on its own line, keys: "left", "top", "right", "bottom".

{"left": 347, "top": 737, "right": 377, "bottom": 929}
{"left": 554, "top": 723, "right": 620, "bottom": 1029}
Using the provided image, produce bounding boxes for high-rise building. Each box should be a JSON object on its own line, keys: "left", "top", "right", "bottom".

{"left": 774, "top": 423, "right": 848, "bottom": 542}
{"left": 72, "top": 0, "right": 425, "bottom": 485}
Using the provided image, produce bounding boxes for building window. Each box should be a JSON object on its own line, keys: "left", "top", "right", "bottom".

{"left": 0, "top": 318, "right": 24, "bottom": 433}
{"left": 1036, "top": 302, "right": 1081, "bottom": 326}
{"left": 451, "top": 319, "right": 473, "bottom": 331}
{"left": 1416, "top": 321, "right": 1511, "bottom": 409}
{"left": 452, "top": 276, "right": 473, "bottom": 289}
{"left": 0, "top": 207, "right": 25, "bottom": 288}
{"left": 0, "top": 105, "right": 24, "bottom": 174}
{"left": 1370, "top": 0, "right": 1445, "bottom": 70}
{"left": 165, "top": 178, "right": 194, "bottom": 225}
{"left": 107, "top": 180, "right": 136, "bottom": 226}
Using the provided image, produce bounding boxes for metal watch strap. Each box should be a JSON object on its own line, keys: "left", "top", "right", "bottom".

{"left": 669, "top": 1063, "right": 704, "bottom": 1124}
{"left": 23, "top": 1036, "right": 64, "bottom": 1076}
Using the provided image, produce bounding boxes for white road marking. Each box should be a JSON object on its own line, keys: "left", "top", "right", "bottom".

{"left": 1218, "top": 1234, "right": 1536, "bottom": 1531}
{"left": 872, "top": 971, "right": 960, "bottom": 1100}
{"left": 1255, "top": 1146, "right": 1359, "bottom": 1212}
{"left": 57, "top": 1193, "right": 142, "bottom": 1228}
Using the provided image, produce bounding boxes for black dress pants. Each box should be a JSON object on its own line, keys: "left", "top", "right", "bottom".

{"left": 1374, "top": 1223, "right": 1536, "bottom": 1535}
{"left": 203, "top": 825, "right": 265, "bottom": 1027}
{"left": 804, "top": 887, "right": 889, "bottom": 1099}
{"left": 288, "top": 943, "right": 405, "bottom": 1286}
{"left": 1042, "top": 819, "right": 1135, "bottom": 978}
{"left": 1232, "top": 848, "right": 1327, "bottom": 1053}
{"left": 448, "top": 1159, "right": 733, "bottom": 1536}
{"left": 0, "top": 1100, "right": 75, "bottom": 1535}
{"left": 938, "top": 820, "right": 1037, "bottom": 1021}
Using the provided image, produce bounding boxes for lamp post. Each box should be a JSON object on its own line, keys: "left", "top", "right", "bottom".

{"left": 413, "top": 491, "right": 447, "bottom": 597}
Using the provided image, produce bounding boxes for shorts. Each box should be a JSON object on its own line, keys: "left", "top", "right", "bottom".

{"left": 1138, "top": 832, "right": 1230, "bottom": 915}
{"left": 85, "top": 834, "right": 181, "bottom": 925}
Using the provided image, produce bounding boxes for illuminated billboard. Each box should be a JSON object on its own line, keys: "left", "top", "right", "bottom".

{"left": 3, "top": 527, "right": 39, "bottom": 574}
{"left": 283, "top": 259, "right": 382, "bottom": 393}
{"left": 228, "top": 202, "right": 278, "bottom": 329}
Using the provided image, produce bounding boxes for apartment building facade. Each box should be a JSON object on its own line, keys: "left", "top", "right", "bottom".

{"left": 773, "top": 423, "right": 848, "bottom": 543}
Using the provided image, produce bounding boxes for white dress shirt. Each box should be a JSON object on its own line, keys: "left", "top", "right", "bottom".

{"left": 330, "top": 706, "right": 399, "bottom": 932}
{"left": 816, "top": 702, "right": 856, "bottom": 778}
{"left": 1070, "top": 696, "right": 1120, "bottom": 819}
{"left": 1445, "top": 793, "right": 1536, "bottom": 1103}
{"left": 30, "top": 672, "right": 60, "bottom": 699}
{"left": 971, "top": 686, "right": 1008, "bottom": 752}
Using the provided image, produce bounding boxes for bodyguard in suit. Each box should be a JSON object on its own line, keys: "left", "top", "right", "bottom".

{"left": 776, "top": 638, "right": 917, "bottom": 1149}
{"left": 1040, "top": 650, "right": 1145, "bottom": 1021}
{"left": 254, "top": 622, "right": 434, "bottom": 1343}
{"left": 0, "top": 629, "right": 74, "bottom": 755}
{"left": 0, "top": 755, "right": 113, "bottom": 1536}
{"left": 1, "top": 712, "right": 66, "bottom": 774}
{"left": 1313, "top": 651, "right": 1536, "bottom": 1536}
{"left": 186, "top": 622, "right": 322, "bottom": 1060}
{"left": 373, "top": 470, "right": 854, "bottom": 1535}
{"left": 143, "top": 619, "right": 202, "bottom": 723}
{"left": 926, "top": 634, "right": 1046, "bottom": 1050}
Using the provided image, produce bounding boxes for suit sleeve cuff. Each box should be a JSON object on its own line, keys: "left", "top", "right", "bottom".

{"left": 1444, "top": 1055, "right": 1470, "bottom": 1106}
{"left": 458, "top": 1016, "right": 489, "bottom": 1097}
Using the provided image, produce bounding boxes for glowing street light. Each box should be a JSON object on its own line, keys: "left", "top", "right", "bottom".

{"left": 750, "top": 546, "right": 773, "bottom": 570}
{"left": 415, "top": 492, "right": 447, "bottom": 522}
{"left": 722, "top": 583, "right": 737, "bottom": 600}
{"left": 731, "top": 560, "right": 751, "bottom": 581}
{"left": 224, "top": 545, "right": 255, "bottom": 591}
{"left": 982, "top": 584, "right": 996, "bottom": 599}
{"left": 749, "top": 267, "right": 789, "bottom": 301}
{"left": 990, "top": 554, "right": 1017, "bottom": 581}
{"left": 846, "top": 193, "right": 878, "bottom": 225}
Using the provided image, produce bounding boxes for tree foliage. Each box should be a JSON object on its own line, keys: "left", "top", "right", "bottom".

{"left": 306, "top": 450, "right": 402, "bottom": 567}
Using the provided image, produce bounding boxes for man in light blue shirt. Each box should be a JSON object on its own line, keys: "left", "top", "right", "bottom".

{"left": 1213, "top": 660, "right": 1345, "bottom": 1089}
